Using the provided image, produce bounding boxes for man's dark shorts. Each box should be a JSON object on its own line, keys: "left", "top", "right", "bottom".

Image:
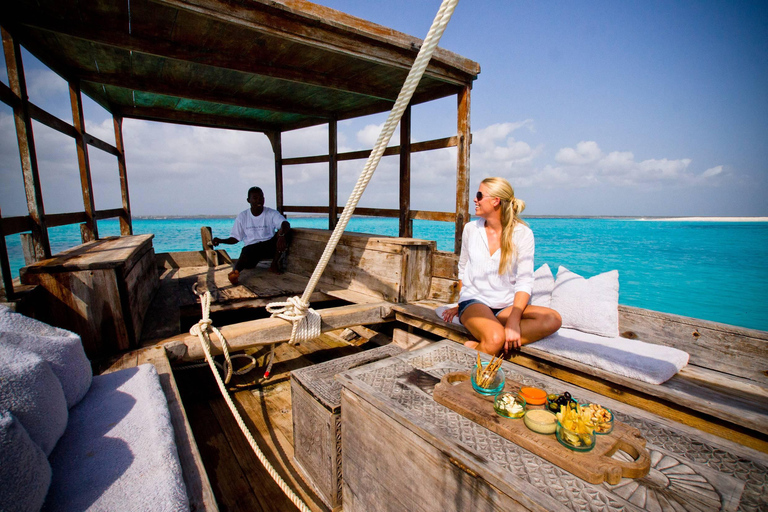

{"left": 234, "top": 232, "right": 291, "bottom": 271}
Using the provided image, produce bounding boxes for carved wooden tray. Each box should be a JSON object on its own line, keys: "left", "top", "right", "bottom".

{"left": 433, "top": 372, "right": 651, "bottom": 485}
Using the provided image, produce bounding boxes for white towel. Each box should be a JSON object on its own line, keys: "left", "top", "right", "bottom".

{"left": 532, "top": 328, "right": 689, "bottom": 385}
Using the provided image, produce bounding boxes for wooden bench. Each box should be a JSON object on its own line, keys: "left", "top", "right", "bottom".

{"left": 391, "top": 300, "right": 768, "bottom": 453}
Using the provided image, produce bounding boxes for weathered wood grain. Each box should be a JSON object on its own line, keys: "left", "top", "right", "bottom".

{"left": 162, "top": 302, "right": 393, "bottom": 362}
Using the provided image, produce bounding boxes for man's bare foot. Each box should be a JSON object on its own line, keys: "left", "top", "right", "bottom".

{"left": 228, "top": 270, "right": 240, "bottom": 285}
{"left": 464, "top": 340, "right": 479, "bottom": 350}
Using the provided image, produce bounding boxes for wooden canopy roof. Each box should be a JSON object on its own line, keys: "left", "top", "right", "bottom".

{"left": 1, "top": 0, "right": 480, "bottom": 133}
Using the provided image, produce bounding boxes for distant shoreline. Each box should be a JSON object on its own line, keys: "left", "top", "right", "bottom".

{"left": 133, "top": 214, "right": 768, "bottom": 222}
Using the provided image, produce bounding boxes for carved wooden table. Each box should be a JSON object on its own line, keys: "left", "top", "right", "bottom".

{"left": 337, "top": 341, "right": 767, "bottom": 512}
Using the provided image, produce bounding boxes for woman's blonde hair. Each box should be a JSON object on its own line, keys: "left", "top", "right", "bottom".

{"left": 481, "top": 177, "right": 527, "bottom": 274}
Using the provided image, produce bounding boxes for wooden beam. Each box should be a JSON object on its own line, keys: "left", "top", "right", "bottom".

{"left": 45, "top": 211, "right": 87, "bottom": 228}
{"left": 162, "top": 302, "right": 394, "bottom": 362}
{"left": 117, "top": 106, "right": 282, "bottom": 133}
{"left": 2, "top": 27, "right": 50, "bottom": 258}
{"left": 94, "top": 208, "right": 127, "bottom": 221}
{"left": 329, "top": 118, "right": 338, "bottom": 230}
{"left": 69, "top": 80, "right": 98, "bottom": 241}
{"left": 113, "top": 115, "right": 133, "bottom": 235}
{"left": 455, "top": 86, "right": 471, "bottom": 254}
{"left": 0, "top": 207, "right": 15, "bottom": 298}
{"left": 283, "top": 135, "right": 461, "bottom": 166}
{"left": 399, "top": 104, "right": 412, "bottom": 238}
{"left": 268, "top": 131, "right": 284, "bottom": 215}
{"left": 0, "top": 215, "right": 32, "bottom": 236}
{"left": 78, "top": 71, "right": 333, "bottom": 120}
{"left": 282, "top": 206, "right": 455, "bottom": 223}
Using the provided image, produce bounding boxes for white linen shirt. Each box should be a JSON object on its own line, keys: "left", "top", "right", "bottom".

{"left": 457, "top": 219, "right": 535, "bottom": 308}
{"left": 230, "top": 207, "right": 286, "bottom": 246}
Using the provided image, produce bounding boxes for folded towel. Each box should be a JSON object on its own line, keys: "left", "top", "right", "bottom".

{"left": 0, "top": 306, "right": 92, "bottom": 408}
{"left": 435, "top": 304, "right": 462, "bottom": 325}
{"left": 44, "top": 364, "right": 189, "bottom": 512}
{"left": 0, "top": 411, "right": 52, "bottom": 512}
{"left": 532, "top": 328, "right": 689, "bottom": 385}
{"left": 0, "top": 343, "right": 68, "bottom": 456}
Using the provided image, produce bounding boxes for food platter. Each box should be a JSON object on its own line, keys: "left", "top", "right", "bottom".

{"left": 432, "top": 371, "right": 651, "bottom": 485}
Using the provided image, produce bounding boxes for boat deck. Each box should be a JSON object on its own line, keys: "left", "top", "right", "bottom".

{"left": 173, "top": 333, "right": 381, "bottom": 512}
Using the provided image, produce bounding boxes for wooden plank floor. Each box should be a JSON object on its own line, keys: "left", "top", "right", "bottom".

{"left": 175, "top": 333, "right": 383, "bottom": 511}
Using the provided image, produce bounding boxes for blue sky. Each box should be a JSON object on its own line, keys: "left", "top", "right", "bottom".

{"left": 1, "top": 0, "right": 766, "bottom": 217}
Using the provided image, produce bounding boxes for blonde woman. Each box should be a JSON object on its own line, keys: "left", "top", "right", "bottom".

{"left": 442, "top": 177, "right": 561, "bottom": 355}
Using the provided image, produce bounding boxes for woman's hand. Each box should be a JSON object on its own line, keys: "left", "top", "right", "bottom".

{"left": 442, "top": 305, "right": 460, "bottom": 323}
{"left": 504, "top": 321, "right": 522, "bottom": 351}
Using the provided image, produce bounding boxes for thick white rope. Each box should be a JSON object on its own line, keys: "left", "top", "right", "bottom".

{"left": 267, "top": 0, "right": 461, "bottom": 345}
{"left": 190, "top": 290, "right": 311, "bottom": 512}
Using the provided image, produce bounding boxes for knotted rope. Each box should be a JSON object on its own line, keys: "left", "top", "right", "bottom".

{"left": 267, "top": 0, "right": 461, "bottom": 348}
{"left": 190, "top": 288, "right": 311, "bottom": 512}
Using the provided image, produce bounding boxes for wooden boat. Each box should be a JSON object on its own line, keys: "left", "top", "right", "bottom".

{"left": 1, "top": 1, "right": 766, "bottom": 511}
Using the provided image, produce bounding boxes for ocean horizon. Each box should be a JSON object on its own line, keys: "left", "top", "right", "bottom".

{"left": 5, "top": 216, "right": 767, "bottom": 332}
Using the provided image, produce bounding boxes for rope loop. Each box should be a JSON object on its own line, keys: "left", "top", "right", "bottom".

{"left": 266, "top": 295, "right": 321, "bottom": 345}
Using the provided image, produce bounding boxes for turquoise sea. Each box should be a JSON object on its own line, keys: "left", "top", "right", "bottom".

{"left": 5, "top": 217, "right": 767, "bottom": 332}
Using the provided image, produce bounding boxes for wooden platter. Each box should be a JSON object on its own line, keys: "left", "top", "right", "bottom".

{"left": 433, "top": 372, "right": 651, "bottom": 485}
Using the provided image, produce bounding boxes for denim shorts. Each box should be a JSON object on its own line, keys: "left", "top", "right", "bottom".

{"left": 457, "top": 299, "right": 507, "bottom": 320}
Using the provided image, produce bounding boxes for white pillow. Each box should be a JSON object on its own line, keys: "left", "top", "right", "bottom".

{"left": 550, "top": 266, "right": 619, "bottom": 338}
{"left": 529, "top": 264, "right": 554, "bottom": 307}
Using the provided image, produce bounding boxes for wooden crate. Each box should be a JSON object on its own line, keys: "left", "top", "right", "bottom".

{"left": 336, "top": 341, "right": 765, "bottom": 512}
{"left": 290, "top": 344, "right": 402, "bottom": 510}
{"left": 20, "top": 235, "right": 159, "bottom": 357}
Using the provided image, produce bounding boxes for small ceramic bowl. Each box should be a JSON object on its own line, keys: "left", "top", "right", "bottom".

{"left": 494, "top": 392, "right": 526, "bottom": 418}
{"left": 581, "top": 403, "right": 614, "bottom": 435}
{"left": 556, "top": 421, "right": 596, "bottom": 452}
{"left": 524, "top": 409, "right": 557, "bottom": 434}
{"left": 471, "top": 362, "right": 505, "bottom": 396}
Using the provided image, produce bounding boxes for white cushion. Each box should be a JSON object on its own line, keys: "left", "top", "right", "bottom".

{"left": 529, "top": 263, "right": 554, "bottom": 307}
{"left": 0, "top": 343, "right": 68, "bottom": 456}
{"left": 0, "top": 306, "right": 91, "bottom": 409}
{"left": 0, "top": 411, "right": 52, "bottom": 512}
{"left": 550, "top": 266, "right": 619, "bottom": 337}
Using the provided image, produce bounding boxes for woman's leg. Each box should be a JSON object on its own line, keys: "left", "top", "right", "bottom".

{"left": 460, "top": 303, "right": 506, "bottom": 355}
{"left": 496, "top": 305, "right": 562, "bottom": 346}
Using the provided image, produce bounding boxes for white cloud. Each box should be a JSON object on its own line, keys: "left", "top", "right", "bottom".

{"left": 356, "top": 122, "right": 400, "bottom": 148}
{"left": 555, "top": 141, "right": 601, "bottom": 165}
{"left": 701, "top": 165, "right": 723, "bottom": 178}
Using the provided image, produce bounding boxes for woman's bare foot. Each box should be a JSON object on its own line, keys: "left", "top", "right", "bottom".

{"left": 464, "top": 340, "right": 479, "bottom": 350}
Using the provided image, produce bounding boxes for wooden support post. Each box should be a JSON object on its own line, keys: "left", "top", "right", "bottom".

{"left": 455, "top": 86, "right": 471, "bottom": 254}
{"left": 113, "top": 115, "right": 133, "bottom": 235}
{"left": 268, "top": 132, "right": 284, "bottom": 215}
{"left": 200, "top": 226, "right": 218, "bottom": 267}
{"left": 0, "top": 208, "right": 15, "bottom": 299}
{"left": 399, "top": 104, "right": 412, "bottom": 238}
{"left": 329, "top": 118, "right": 338, "bottom": 230}
{"left": 69, "top": 80, "right": 98, "bottom": 242}
{"left": 20, "top": 233, "right": 36, "bottom": 265}
{"left": 2, "top": 27, "right": 50, "bottom": 259}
